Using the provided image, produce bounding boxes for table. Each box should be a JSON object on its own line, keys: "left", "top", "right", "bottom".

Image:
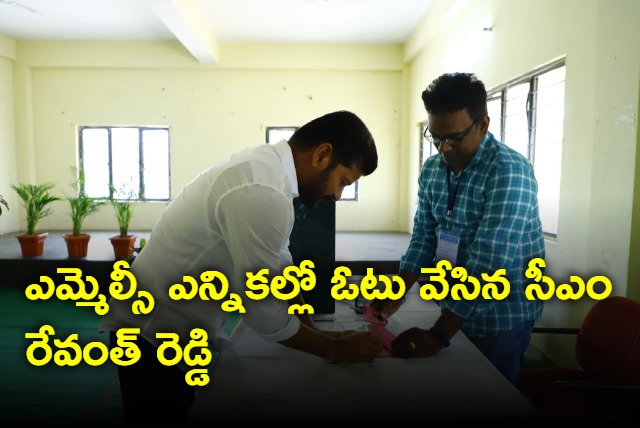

{"left": 188, "top": 287, "right": 538, "bottom": 424}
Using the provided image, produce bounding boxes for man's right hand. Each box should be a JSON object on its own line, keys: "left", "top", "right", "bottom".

{"left": 370, "top": 297, "right": 404, "bottom": 319}
{"left": 281, "top": 321, "right": 380, "bottom": 363}
{"left": 370, "top": 270, "right": 418, "bottom": 318}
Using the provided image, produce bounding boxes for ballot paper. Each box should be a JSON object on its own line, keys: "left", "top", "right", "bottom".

{"left": 368, "top": 323, "right": 395, "bottom": 357}
{"left": 363, "top": 305, "right": 395, "bottom": 357}
{"left": 363, "top": 304, "right": 388, "bottom": 325}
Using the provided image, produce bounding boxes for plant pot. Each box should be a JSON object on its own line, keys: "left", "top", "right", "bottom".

{"left": 110, "top": 235, "right": 137, "bottom": 261}
{"left": 16, "top": 232, "right": 49, "bottom": 257}
{"left": 64, "top": 233, "right": 91, "bottom": 258}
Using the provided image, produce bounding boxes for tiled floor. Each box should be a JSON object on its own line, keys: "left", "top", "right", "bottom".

{"left": 0, "top": 287, "right": 123, "bottom": 426}
{"left": 0, "top": 286, "right": 239, "bottom": 426}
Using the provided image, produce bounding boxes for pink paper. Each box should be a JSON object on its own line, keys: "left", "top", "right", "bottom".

{"left": 368, "top": 324, "right": 396, "bottom": 357}
{"left": 363, "top": 304, "right": 387, "bottom": 325}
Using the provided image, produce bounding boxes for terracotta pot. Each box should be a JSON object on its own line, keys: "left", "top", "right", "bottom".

{"left": 16, "top": 232, "right": 49, "bottom": 257}
{"left": 110, "top": 235, "right": 137, "bottom": 261}
{"left": 64, "top": 233, "right": 91, "bottom": 258}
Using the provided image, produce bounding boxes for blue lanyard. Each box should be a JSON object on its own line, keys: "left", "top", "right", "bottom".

{"left": 446, "top": 167, "right": 465, "bottom": 227}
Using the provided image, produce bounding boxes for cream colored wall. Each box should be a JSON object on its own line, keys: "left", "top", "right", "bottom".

{"left": 629, "top": 85, "right": 640, "bottom": 303}
{"left": 8, "top": 41, "right": 405, "bottom": 234}
{"left": 404, "top": 0, "right": 640, "bottom": 367}
{"left": 0, "top": 34, "right": 18, "bottom": 235}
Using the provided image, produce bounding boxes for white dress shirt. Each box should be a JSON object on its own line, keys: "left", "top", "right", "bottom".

{"left": 99, "top": 140, "right": 301, "bottom": 371}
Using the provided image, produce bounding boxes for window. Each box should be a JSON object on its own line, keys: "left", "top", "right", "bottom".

{"left": 266, "top": 127, "right": 298, "bottom": 146}
{"left": 419, "top": 120, "right": 435, "bottom": 170}
{"left": 78, "top": 126, "right": 171, "bottom": 201}
{"left": 265, "top": 126, "right": 357, "bottom": 201}
{"left": 487, "top": 59, "right": 565, "bottom": 237}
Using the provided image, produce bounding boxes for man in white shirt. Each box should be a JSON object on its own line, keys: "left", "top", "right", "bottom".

{"left": 99, "top": 110, "right": 381, "bottom": 426}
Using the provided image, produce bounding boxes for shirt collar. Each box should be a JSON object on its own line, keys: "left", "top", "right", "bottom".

{"left": 272, "top": 139, "right": 299, "bottom": 198}
{"left": 467, "top": 132, "right": 491, "bottom": 168}
{"left": 436, "top": 132, "right": 492, "bottom": 173}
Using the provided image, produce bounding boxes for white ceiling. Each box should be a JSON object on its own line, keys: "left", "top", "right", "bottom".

{"left": 0, "top": 0, "right": 435, "bottom": 62}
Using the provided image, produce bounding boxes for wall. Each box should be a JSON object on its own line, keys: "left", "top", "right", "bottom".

{"left": 404, "top": 0, "right": 640, "bottom": 367}
{"left": 7, "top": 41, "right": 405, "bottom": 233}
{"left": 627, "top": 68, "right": 640, "bottom": 303}
{"left": 0, "top": 34, "right": 17, "bottom": 235}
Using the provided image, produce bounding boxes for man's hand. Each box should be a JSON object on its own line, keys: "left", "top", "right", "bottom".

{"left": 370, "top": 297, "right": 404, "bottom": 319}
{"left": 391, "top": 327, "right": 443, "bottom": 358}
{"left": 391, "top": 311, "right": 463, "bottom": 358}
{"left": 326, "top": 332, "right": 382, "bottom": 363}
{"left": 370, "top": 269, "right": 417, "bottom": 318}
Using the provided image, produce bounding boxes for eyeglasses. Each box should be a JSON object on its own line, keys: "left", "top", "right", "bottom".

{"left": 424, "top": 121, "right": 477, "bottom": 147}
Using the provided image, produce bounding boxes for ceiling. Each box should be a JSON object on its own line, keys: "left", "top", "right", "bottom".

{"left": 0, "top": 0, "right": 435, "bottom": 63}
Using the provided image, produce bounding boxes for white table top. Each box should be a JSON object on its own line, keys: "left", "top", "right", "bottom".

{"left": 188, "top": 287, "right": 537, "bottom": 424}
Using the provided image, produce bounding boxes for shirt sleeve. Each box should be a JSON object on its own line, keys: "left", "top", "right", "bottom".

{"left": 400, "top": 162, "right": 438, "bottom": 276}
{"left": 215, "top": 184, "right": 300, "bottom": 343}
{"left": 446, "top": 161, "right": 538, "bottom": 319}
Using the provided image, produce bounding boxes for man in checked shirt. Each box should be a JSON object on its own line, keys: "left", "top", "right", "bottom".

{"left": 373, "top": 72, "right": 545, "bottom": 385}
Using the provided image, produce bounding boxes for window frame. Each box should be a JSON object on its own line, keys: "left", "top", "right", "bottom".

{"left": 419, "top": 120, "right": 436, "bottom": 171}
{"left": 78, "top": 125, "right": 171, "bottom": 201}
{"left": 265, "top": 126, "right": 298, "bottom": 145}
{"left": 486, "top": 57, "right": 566, "bottom": 238}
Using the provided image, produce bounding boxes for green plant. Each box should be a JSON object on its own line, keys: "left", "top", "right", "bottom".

{"left": 67, "top": 167, "right": 106, "bottom": 236}
{"left": 0, "top": 194, "right": 8, "bottom": 216}
{"left": 109, "top": 184, "right": 137, "bottom": 238}
{"left": 10, "top": 182, "right": 60, "bottom": 235}
{"left": 126, "top": 238, "right": 147, "bottom": 264}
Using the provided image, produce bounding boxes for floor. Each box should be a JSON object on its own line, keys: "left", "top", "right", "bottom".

{"left": 0, "top": 287, "right": 123, "bottom": 426}
{"left": 0, "top": 230, "right": 412, "bottom": 425}
{"left": 0, "top": 286, "right": 238, "bottom": 426}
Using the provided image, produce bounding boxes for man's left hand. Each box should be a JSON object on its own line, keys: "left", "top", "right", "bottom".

{"left": 391, "top": 327, "right": 444, "bottom": 358}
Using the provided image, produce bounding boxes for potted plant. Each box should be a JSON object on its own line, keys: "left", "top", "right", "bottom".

{"left": 108, "top": 184, "right": 138, "bottom": 261}
{"left": 11, "top": 182, "right": 61, "bottom": 257}
{"left": 126, "top": 237, "right": 146, "bottom": 264}
{"left": 64, "top": 167, "right": 106, "bottom": 258}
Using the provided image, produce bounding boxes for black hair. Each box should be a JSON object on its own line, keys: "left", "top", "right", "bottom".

{"left": 289, "top": 110, "right": 378, "bottom": 176}
{"left": 421, "top": 73, "right": 488, "bottom": 122}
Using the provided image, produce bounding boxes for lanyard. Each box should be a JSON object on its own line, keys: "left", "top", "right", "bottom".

{"left": 446, "top": 167, "right": 465, "bottom": 228}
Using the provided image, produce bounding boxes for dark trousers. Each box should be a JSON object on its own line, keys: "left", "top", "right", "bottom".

{"left": 467, "top": 320, "right": 534, "bottom": 385}
{"left": 110, "top": 331, "right": 195, "bottom": 427}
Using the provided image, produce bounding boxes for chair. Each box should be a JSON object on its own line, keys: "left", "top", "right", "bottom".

{"left": 517, "top": 296, "right": 640, "bottom": 426}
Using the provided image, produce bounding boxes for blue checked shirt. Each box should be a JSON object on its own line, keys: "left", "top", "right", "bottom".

{"left": 400, "top": 132, "right": 545, "bottom": 337}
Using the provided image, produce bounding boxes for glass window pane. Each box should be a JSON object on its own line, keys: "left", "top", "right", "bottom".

{"left": 487, "top": 95, "right": 502, "bottom": 139}
{"left": 504, "top": 82, "right": 530, "bottom": 158}
{"left": 341, "top": 182, "right": 356, "bottom": 201}
{"left": 81, "top": 128, "right": 110, "bottom": 198}
{"left": 420, "top": 122, "right": 432, "bottom": 168}
{"left": 111, "top": 128, "right": 140, "bottom": 196}
{"left": 143, "top": 129, "right": 170, "bottom": 200}
{"left": 536, "top": 67, "right": 566, "bottom": 128}
{"left": 533, "top": 65, "right": 565, "bottom": 236}
{"left": 78, "top": 125, "right": 170, "bottom": 201}
{"left": 538, "top": 66, "right": 566, "bottom": 89}
{"left": 488, "top": 63, "right": 565, "bottom": 237}
{"left": 267, "top": 128, "right": 296, "bottom": 145}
